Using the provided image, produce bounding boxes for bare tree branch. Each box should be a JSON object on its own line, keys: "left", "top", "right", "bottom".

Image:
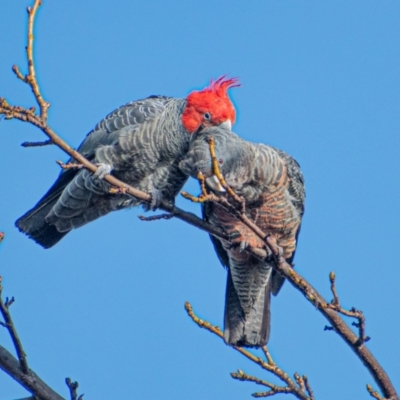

{"left": 185, "top": 302, "right": 313, "bottom": 400}
{"left": 231, "top": 370, "right": 292, "bottom": 398}
{"left": 0, "top": 234, "right": 66, "bottom": 400}
{"left": 11, "top": 0, "right": 50, "bottom": 120}
{"left": 263, "top": 238, "right": 397, "bottom": 399}
{"left": 366, "top": 384, "right": 397, "bottom": 400}
{"left": 21, "top": 139, "right": 53, "bottom": 147}
{"left": 0, "top": 285, "right": 28, "bottom": 373}
{"left": 0, "top": 345, "right": 65, "bottom": 400}
{"left": 65, "top": 378, "right": 84, "bottom": 400}
{"left": 326, "top": 271, "right": 370, "bottom": 345}
{"left": 138, "top": 213, "right": 175, "bottom": 221}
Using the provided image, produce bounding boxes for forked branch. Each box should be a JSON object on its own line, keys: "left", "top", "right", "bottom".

{"left": 0, "top": 235, "right": 83, "bottom": 400}
{"left": 326, "top": 271, "right": 370, "bottom": 346}
{"left": 0, "top": 243, "right": 65, "bottom": 400}
{"left": 12, "top": 0, "right": 50, "bottom": 119}
{"left": 0, "top": 278, "right": 28, "bottom": 374}
{"left": 185, "top": 302, "right": 313, "bottom": 399}
{"left": 65, "top": 378, "right": 84, "bottom": 400}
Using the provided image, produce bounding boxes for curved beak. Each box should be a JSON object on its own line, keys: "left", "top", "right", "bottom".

{"left": 205, "top": 175, "right": 226, "bottom": 193}
{"left": 219, "top": 119, "right": 232, "bottom": 131}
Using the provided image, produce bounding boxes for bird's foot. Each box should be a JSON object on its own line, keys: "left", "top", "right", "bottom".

{"left": 94, "top": 163, "right": 112, "bottom": 179}
{"left": 146, "top": 189, "right": 163, "bottom": 211}
{"left": 227, "top": 230, "right": 248, "bottom": 252}
{"left": 239, "top": 241, "right": 249, "bottom": 253}
{"left": 265, "top": 235, "right": 283, "bottom": 259}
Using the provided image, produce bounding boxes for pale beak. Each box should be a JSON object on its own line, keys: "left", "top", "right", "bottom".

{"left": 219, "top": 119, "right": 232, "bottom": 131}
{"left": 206, "top": 175, "right": 226, "bottom": 193}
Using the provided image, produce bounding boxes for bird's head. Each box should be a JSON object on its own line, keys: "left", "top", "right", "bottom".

{"left": 179, "top": 126, "right": 246, "bottom": 193}
{"left": 181, "top": 76, "right": 240, "bottom": 134}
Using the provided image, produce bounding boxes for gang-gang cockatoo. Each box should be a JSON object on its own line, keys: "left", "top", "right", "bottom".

{"left": 179, "top": 126, "right": 305, "bottom": 347}
{"left": 16, "top": 77, "right": 239, "bottom": 248}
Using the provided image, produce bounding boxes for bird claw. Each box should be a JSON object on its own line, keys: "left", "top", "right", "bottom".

{"left": 227, "top": 230, "right": 248, "bottom": 252}
{"left": 239, "top": 241, "right": 249, "bottom": 253}
{"left": 266, "top": 235, "right": 284, "bottom": 259}
{"left": 93, "top": 163, "right": 112, "bottom": 179}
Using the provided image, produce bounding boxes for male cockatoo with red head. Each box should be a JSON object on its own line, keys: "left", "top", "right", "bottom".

{"left": 16, "top": 77, "right": 239, "bottom": 248}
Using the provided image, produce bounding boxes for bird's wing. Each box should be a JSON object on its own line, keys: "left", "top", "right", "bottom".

{"left": 268, "top": 147, "right": 306, "bottom": 294}
{"left": 75, "top": 96, "right": 172, "bottom": 160}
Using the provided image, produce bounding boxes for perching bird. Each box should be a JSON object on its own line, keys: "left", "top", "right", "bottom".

{"left": 16, "top": 77, "right": 239, "bottom": 248}
{"left": 179, "top": 126, "right": 305, "bottom": 347}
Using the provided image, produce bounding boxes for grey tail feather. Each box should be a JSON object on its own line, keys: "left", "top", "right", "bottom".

{"left": 15, "top": 170, "right": 77, "bottom": 249}
{"left": 15, "top": 199, "right": 69, "bottom": 249}
{"left": 223, "top": 270, "right": 271, "bottom": 348}
{"left": 271, "top": 270, "right": 285, "bottom": 296}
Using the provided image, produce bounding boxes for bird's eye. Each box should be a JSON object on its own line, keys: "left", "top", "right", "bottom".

{"left": 219, "top": 158, "right": 224, "bottom": 164}
{"left": 204, "top": 112, "right": 211, "bottom": 120}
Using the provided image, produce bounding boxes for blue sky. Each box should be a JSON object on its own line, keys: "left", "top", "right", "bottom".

{"left": 1, "top": 1, "right": 399, "bottom": 399}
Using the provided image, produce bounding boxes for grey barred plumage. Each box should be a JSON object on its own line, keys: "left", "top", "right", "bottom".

{"left": 16, "top": 96, "right": 189, "bottom": 248}
{"left": 16, "top": 77, "right": 239, "bottom": 248}
{"left": 179, "top": 126, "right": 305, "bottom": 347}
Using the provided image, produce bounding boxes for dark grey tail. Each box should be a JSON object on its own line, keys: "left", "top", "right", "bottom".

{"left": 223, "top": 270, "right": 271, "bottom": 348}
{"left": 15, "top": 169, "right": 77, "bottom": 249}
{"left": 15, "top": 200, "right": 69, "bottom": 249}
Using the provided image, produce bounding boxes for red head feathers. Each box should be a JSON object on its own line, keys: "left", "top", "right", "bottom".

{"left": 181, "top": 76, "right": 240, "bottom": 134}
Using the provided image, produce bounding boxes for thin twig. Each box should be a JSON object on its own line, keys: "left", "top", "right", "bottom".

{"left": 367, "top": 384, "right": 387, "bottom": 400}
{"left": 138, "top": 213, "right": 174, "bottom": 221}
{"left": 294, "top": 373, "right": 305, "bottom": 392}
{"left": 184, "top": 302, "right": 311, "bottom": 400}
{"left": 261, "top": 346, "right": 274, "bottom": 366}
{"left": 303, "top": 376, "right": 314, "bottom": 399}
{"left": 0, "top": 277, "right": 29, "bottom": 374}
{"left": 0, "top": 277, "right": 64, "bottom": 400}
{"left": 197, "top": 171, "right": 208, "bottom": 196}
{"left": 56, "top": 160, "right": 83, "bottom": 170}
{"left": 326, "top": 272, "right": 370, "bottom": 346}
{"left": 25, "top": 0, "right": 50, "bottom": 119}
{"left": 65, "top": 378, "right": 84, "bottom": 400}
{"left": 0, "top": 234, "right": 64, "bottom": 399}
{"left": 21, "top": 139, "right": 53, "bottom": 147}
{"left": 231, "top": 369, "right": 292, "bottom": 398}
{"left": 181, "top": 191, "right": 208, "bottom": 203}
{"left": 208, "top": 137, "right": 245, "bottom": 210}
{"left": 366, "top": 384, "right": 398, "bottom": 400}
